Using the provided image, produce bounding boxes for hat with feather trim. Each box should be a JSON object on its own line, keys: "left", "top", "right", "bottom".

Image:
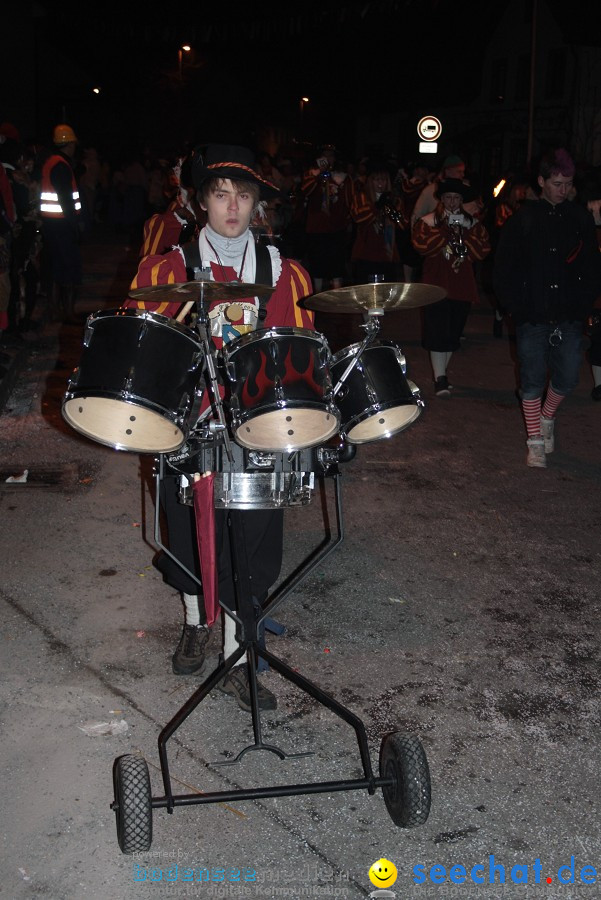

{"left": 192, "top": 144, "right": 280, "bottom": 198}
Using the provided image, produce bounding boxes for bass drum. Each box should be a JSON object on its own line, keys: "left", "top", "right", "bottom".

{"left": 62, "top": 309, "right": 203, "bottom": 453}
{"left": 330, "top": 341, "right": 423, "bottom": 444}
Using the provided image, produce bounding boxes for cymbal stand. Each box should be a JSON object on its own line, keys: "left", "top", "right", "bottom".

{"left": 193, "top": 281, "right": 234, "bottom": 464}
{"left": 331, "top": 310, "right": 381, "bottom": 399}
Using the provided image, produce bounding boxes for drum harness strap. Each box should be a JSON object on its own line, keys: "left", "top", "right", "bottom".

{"left": 179, "top": 238, "right": 275, "bottom": 432}
{"left": 181, "top": 239, "right": 274, "bottom": 288}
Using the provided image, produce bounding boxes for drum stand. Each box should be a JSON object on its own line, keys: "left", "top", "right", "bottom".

{"left": 111, "top": 298, "right": 431, "bottom": 853}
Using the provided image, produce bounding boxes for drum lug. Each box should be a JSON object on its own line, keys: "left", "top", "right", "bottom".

{"left": 68, "top": 366, "right": 80, "bottom": 388}
{"left": 274, "top": 376, "right": 285, "bottom": 404}
{"left": 269, "top": 339, "right": 279, "bottom": 363}
{"left": 366, "top": 383, "right": 379, "bottom": 406}
{"left": 190, "top": 351, "right": 204, "bottom": 372}
{"left": 83, "top": 323, "right": 94, "bottom": 347}
{"left": 394, "top": 347, "right": 408, "bottom": 374}
{"left": 229, "top": 398, "right": 242, "bottom": 430}
{"left": 224, "top": 360, "right": 236, "bottom": 383}
{"left": 124, "top": 367, "right": 135, "bottom": 394}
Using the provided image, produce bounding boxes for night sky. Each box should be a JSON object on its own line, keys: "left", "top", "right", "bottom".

{"left": 7, "top": 0, "right": 595, "bottom": 163}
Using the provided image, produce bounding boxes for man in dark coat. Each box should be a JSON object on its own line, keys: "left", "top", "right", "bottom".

{"left": 493, "top": 148, "right": 601, "bottom": 467}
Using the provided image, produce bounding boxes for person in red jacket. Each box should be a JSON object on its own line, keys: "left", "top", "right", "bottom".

{"left": 412, "top": 178, "right": 491, "bottom": 395}
{"left": 349, "top": 160, "right": 403, "bottom": 284}
{"left": 124, "top": 144, "right": 316, "bottom": 712}
{"left": 299, "top": 144, "right": 353, "bottom": 291}
{"left": 138, "top": 156, "right": 206, "bottom": 258}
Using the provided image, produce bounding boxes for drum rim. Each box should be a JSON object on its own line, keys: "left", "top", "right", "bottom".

{"left": 223, "top": 325, "right": 329, "bottom": 353}
{"left": 330, "top": 339, "right": 402, "bottom": 365}
{"left": 88, "top": 307, "right": 201, "bottom": 342}
{"left": 62, "top": 389, "right": 190, "bottom": 423}
{"left": 343, "top": 401, "right": 422, "bottom": 443}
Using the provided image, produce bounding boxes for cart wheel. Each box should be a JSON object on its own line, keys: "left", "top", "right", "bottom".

{"left": 112, "top": 754, "right": 153, "bottom": 853}
{"left": 379, "top": 732, "right": 431, "bottom": 827}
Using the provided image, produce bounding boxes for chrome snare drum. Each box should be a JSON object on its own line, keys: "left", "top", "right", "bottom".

{"left": 165, "top": 438, "right": 340, "bottom": 510}
{"left": 221, "top": 327, "right": 340, "bottom": 453}
{"left": 330, "top": 341, "right": 423, "bottom": 444}
{"left": 62, "top": 309, "right": 203, "bottom": 453}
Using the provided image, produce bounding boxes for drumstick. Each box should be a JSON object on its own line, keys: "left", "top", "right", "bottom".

{"left": 176, "top": 301, "right": 195, "bottom": 322}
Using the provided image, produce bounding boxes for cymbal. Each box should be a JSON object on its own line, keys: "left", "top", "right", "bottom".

{"left": 129, "top": 281, "right": 275, "bottom": 303}
{"left": 303, "top": 282, "right": 447, "bottom": 313}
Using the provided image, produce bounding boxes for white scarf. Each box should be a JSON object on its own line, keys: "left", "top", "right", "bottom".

{"left": 196, "top": 225, "right": 282, "bottom": 284}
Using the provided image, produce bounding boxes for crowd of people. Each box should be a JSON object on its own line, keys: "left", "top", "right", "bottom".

{"left": 1, "top": 124, "right": 601, "bottom": 456}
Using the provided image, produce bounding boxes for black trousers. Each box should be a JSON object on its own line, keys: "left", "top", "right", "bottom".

{"left": 155, "top": 475, "right": 284, "bottom": 621}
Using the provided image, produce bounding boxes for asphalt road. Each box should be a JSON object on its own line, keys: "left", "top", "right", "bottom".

{"left": 1, "top": 226, "right": 600, "bottom": 899}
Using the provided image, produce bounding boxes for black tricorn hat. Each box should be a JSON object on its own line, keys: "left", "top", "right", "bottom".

{"left": 192, "top": 144, "right": 280, "bottom": 198}
{"left": 435, "top": 178, "right": 471, "bottom": 200}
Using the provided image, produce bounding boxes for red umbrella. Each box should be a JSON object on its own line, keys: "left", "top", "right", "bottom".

{"left": 192, "top": 473, "right": 219, "bottom": 627}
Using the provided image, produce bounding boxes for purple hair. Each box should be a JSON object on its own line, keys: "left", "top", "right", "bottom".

{"left": 539, "top": 148, "right": 575, "bottom": 179}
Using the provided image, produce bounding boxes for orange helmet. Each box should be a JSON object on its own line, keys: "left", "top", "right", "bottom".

{"left": 53, "top": 124, "right": 78, "bottom": 145}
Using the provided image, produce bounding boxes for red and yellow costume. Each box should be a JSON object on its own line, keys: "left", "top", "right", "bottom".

{"left": 124, "top": 235, "right": 314, "bottom": 337}
{"left": 412, "top": 212, "right": 490, "bottom": 303}
{"left": 350, "top": 185, "right": 401, "bottom": 268}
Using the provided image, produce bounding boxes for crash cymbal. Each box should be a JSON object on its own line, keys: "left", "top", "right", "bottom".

{"left": 129, "top": 281, "right": 275, "bottom": 303}
{"left": 303, "top": 282, "right": 447, "bottom": 313}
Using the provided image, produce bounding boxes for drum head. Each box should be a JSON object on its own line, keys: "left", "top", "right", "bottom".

{"left": 234, "top": 407, "right": 339, "bottom": 452}
{"left": 345, "top": 402, "right": 422, "bottom": 444}
{"left": 62, "top": 396, "right": 185, "bottom": 453}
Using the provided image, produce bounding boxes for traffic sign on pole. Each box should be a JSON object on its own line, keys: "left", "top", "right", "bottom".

{"left": 417, "top": 116, "right": 442, "bottom": 142}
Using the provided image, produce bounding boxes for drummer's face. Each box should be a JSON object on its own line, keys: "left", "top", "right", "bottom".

{"left": 202, "top": 178, "right": 255, "bottom": 238}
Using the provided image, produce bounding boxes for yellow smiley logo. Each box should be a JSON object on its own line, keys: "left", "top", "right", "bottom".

{"left": 368, "top": 858, "right": 398, "bottom": 888}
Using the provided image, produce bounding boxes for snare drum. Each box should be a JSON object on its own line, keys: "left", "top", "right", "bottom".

{"left": 166, "top": 438, "right": 339, "bottom": 510}
{"left": 62, "top": 309, "right": 203, "bottom": 453}
{"left": 222, "top": 327, "right": 340, "bottom": 452}
{"left": 330, "top": 341, "right": 423, "bottom": 444}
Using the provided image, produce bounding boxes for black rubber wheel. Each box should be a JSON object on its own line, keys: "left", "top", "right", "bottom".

{"left": 113, "top": 754, "right": 153, "bottom": 853}
{"left": 379, "top": 731, "right": 431, "bottom": 827}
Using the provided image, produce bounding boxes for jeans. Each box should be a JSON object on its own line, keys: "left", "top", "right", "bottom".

{"left": 516, "top": 321, "right": 584, "bottom": 399}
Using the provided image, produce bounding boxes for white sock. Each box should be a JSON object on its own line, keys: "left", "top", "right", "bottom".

{"left": 593, "top": 365, "right": 601, "bottom": 388}
{"left": 430, "top": 351, "right": 447, "bottom": 380}
{"left": 182, "top": 592, "right": 201, "bottom": 626}
{"left": 223, "top": 612, "right": 244, "bottom": 667}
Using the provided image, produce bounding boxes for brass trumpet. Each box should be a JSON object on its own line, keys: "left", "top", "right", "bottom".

{"left": 375, "top": 192, "right": 403, "bottom": 226}
{"left": 448, "top": 221, "right": 468, "bottom": 260}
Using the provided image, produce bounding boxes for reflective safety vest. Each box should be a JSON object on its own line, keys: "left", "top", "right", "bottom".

{"left": 40, "top": 155, "right": 81, "bottom": 219}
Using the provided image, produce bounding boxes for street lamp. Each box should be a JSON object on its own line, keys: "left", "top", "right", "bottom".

{"left": 178, "top": 45, "right": 191, "bottom": 82}
{"left": 299, "top": 96, "right": 309, "bottom": 139}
